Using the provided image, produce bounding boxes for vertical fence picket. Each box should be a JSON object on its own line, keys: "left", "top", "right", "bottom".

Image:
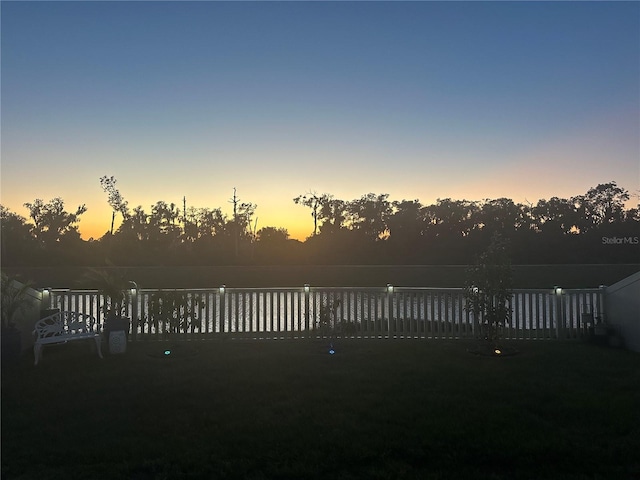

{"left": 244, "top": 291, "right": 250, "bottom": 335}
{"left": 287, "top": 291, "right": 292, "bottom": 336}
{"left": 437, "top": 292, "right": 443, "bottom": 339}
{"left": 451, "top": 292, "right": 457, "bottom": 339}
{"left": 389, "top": 290, "right": 402, "bottom": 338}
{"left": 304, "top": 290, "right": 310, "bottom": 338}
{"left": 568, "top": 294, "right": 575, "bottom": 338}
{"left": 255, "top": 291, "right": 264, "bottom": 338}
{"left": 277, "top": 291, "right": 282, "bottom": 337}
{"left": 276, "top": 290, "right": 281, "bottom": 337}
{"left": 524, "top": 292, "right": 529, "bottom": 340}
{"left": 220, "top": 290, "right": 226, "bottom": 335}
{"left": 411, "top": 291, "right": 416, "bottom": 337}
{"left": 530, "top": 293, "right": 536, "bottom": 340}
{"left": 430, "top": 292, "right": 436, "bottom": 338}
{"left": 351, "top": 290, "right": 357, "bottom": 337}
{"left": 535, "top": 293, "right": 542, "bottom": 340}
{"left": 311, "top": 289, "right": 316, "bottom": 338}
{"left": 375, "top": 291, "right": 380, "bottom": 337}
{"left": 541, "top": 293, "right": 548, "bottom": 339}
{"left": 234, "top": 291, "right": 240, "bottom": 335}
{"left": 518, "top": 292, "right": 525, "bottom": 340}
{"left": 297, "top": 290, "right": 302, "bottom": 336}
{"left": 531, "top": 292, "right": 536, "bottom": 339}
{"left": 358, "top": 292, "right": 364, "bottom": 338}
{"left": 537, "top": 292, "right": 544, "bottom": 339}
{"left": 369, "top": 292, "right": 375, "bottom": 337}
{"left": 285, "top": 290, "right": 290, "bottom": 335}
{"left": 564, "top": 294, "right": 571, "bottom": 339}
{"left": 515, "top": 293, "right": 521, "bottom": 340}
{"left": 574, "top": 293, "right": 580, "bottom": 337}
{"left": 441, "top": 292, "right": 446, "bottom": 339}
{"left": 523, "top": 292, "right": 529, "bottom": 340}
{"left": 444, "top": 292, "right": 450, "bottom": 338}
{"left": 267, "top": 290, "right": 272, "bottom": 336}
{"left": 407, "top": 291, "right": 413, "bottom": 337}
{"left": 239, "top": 291, "right": 245, "bottom": 335}
{"left": 459, "top": 291, "right": 464, "bottom": 338}
{"left": 463, "top": 293, "right": 471, "bottom": 339}
{"left": 368, "top": 291, "right": 372, "bottom": 337}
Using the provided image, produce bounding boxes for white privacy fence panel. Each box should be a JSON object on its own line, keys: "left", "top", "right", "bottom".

{"left": 45, "top": 286, "right": 605, "bottom": 341}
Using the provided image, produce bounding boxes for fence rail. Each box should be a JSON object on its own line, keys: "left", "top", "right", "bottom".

{"left": 45, "top": 286, "right": 605, "bottom": 341}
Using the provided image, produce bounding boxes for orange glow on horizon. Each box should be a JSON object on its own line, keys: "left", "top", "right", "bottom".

{"left": 73, "top": 208, "right": 313, "bottom": 242}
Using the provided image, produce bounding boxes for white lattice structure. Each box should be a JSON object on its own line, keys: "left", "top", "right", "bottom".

{"left": 33, "top": 311, "right": 103, "bottom": 365}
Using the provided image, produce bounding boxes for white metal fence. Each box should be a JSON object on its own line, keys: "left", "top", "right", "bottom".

{"left": 43, "top": 285, "right": 605, "bottom": 341}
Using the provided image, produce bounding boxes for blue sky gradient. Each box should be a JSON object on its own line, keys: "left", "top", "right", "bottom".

{"left": 2, "top": 1, "right": 638, "bottom": 240}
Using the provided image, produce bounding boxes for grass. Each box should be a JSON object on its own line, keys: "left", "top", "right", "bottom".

{"left": 2, "top": 339, "right": 640, "bottom": 479}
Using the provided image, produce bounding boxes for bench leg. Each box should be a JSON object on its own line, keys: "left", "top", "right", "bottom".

{"left": 95, "top": 336, "right": 104, "bottom": 359}
{"left": 34, "top": 344, "right": 42, "bottom": 366}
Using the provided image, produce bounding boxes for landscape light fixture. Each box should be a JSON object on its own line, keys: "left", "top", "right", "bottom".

{"left": 164, "top": 350, "right": 171, "bottom": 356}
{"left": 304, "top": 284, "right": 310, "bottom": 293}
{"left": 329, "top": 342, "right": 335, "bottom": 355}
{"left": 494, "top": 348, "right": 502, "bottom": 355}
{"left": 387, "top": 284, "right": 394, "bottom": 294}
{"left": 554, "top": 286, "right": 563, "bottom": 295}
{"left": 219, "top": 285, "right": 225, "bottom": 295}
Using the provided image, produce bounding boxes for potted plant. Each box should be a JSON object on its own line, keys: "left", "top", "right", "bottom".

{"left": 1, "top": 272, "right": 36, "bottom": 362}
{"left": 84, "top": 268, "right": 133, "bottom": 352}
{"left": 464, "top": 233, "right": 514, "bottom": 356}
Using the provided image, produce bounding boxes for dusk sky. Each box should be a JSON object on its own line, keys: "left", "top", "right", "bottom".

{"left": 1, "top": 1, "right": 638, "bottom": 241}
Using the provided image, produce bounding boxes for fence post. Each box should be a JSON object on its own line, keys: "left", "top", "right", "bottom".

{"left": 41, "top": 287, "right": 52, "bottom": 312}
{"left": 386, "top": 284, "right": 394, "bottom": 339}
{"left": 304, "top": 284, "right": 310, "bottom": 339}
{"left": 598, "top": 284, "right": 606, "bottom": 324}
{"left": 554, "top": 286, "right": 564, "bottom": 339}
{"left": 219, "top": 285, "right": 226, "bottom": 334}
{"left": 130, "top": 282, "right": 138, "bottom": 341}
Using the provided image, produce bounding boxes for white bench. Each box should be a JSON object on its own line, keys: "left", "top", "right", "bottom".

{"left": 33, "top": 311, "right": 104, "bottom": 365}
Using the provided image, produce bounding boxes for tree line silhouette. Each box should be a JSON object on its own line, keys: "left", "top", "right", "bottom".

{"left": 1, "top": 180, "right": 638, "bottom": 267}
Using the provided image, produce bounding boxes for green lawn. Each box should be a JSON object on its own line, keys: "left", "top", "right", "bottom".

{"left": 2, "top": 339, "right": 639, "bottom": 479}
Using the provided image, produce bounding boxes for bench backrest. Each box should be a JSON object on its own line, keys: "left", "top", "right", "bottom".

{"left": 34, "top": 311, "right": 98, "bottom": 339}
